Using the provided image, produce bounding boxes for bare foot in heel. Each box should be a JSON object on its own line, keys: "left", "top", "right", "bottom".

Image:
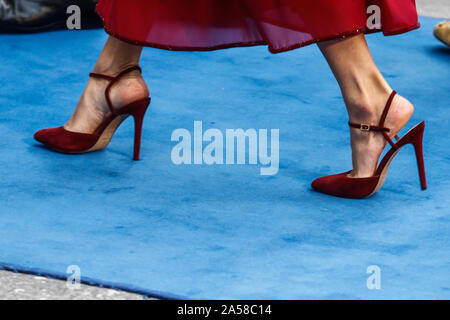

{"left": 65, "top": 69, "right": 149, "bottom": 134}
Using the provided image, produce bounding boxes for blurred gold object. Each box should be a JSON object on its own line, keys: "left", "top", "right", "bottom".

{"left": 434, "top": 21, "right": 450, "bottom": 47}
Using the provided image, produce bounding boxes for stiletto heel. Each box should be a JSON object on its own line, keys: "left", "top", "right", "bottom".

{"left": 411, "top": 124, "right": 427, "bottom": 190}
{"left": 34, "top": 66, "right": 151, "bottom": 160}
{"left": 311, "top": 91, "right": 427, "bottom": 198}
{"left": 127, "top": 99, "right": 150, "bottom": 160}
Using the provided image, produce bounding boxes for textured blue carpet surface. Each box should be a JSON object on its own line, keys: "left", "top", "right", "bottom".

{"left": 0, "top": 17, "right": 449, "bottom": 299}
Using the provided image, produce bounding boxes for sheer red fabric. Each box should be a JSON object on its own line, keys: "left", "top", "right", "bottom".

{"left": 96, "top": 0, "right": 419, "bottom": 54}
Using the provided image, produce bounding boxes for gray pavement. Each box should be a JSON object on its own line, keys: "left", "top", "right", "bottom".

{"left": 0, "top": 271, "right": 145, "bottom": 300}
{"left": 417, "top": 0, "right": 450, "bottom": 18}
{"left": 0, "top": 0, "right": 448, "bottom": 301}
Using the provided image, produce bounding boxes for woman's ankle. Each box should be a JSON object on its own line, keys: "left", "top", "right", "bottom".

{"left": 348, "top": 93, "right": 414, "bottom": 178}
{"left": 92, "top": 61, "right": 140, "bottom": 76}
{"left": 90, "top": 60, "right": 150, "bottom": 106}
{"left": 345, "top": 83, "right": 392, "bottom": 125}
{"left": 92, "top": 36, "right": 143, "bottom": 76}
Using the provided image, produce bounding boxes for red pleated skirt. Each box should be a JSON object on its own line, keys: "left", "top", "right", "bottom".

{"left": 96, "top": 0, "right": 419, "bottom": 54}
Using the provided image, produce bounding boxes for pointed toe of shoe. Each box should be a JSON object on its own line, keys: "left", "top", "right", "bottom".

{"left": 33, "top": 130, "right": 43, "bottom": 143}
{"left": 34, "top": 128, "right": 53, "bottom": 144}
{"left": 311, "top": 176, "right": 324, "bottom": 191}
{"left": 434, "top": 21, "right": 450, "bottom": 46}
{"left": 33, "top": 127, "right": 99, "bottom": 153}
{"left": 311, "top": 172, "right": 379, "bottom": 199}
{"left": 311, "top": 174, "right": 340, "bottom": 196}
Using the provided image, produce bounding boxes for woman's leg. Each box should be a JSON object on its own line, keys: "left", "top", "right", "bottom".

{"left": 318, "top": 34, "right": 414, "bottom": 177}
{"left": 65, "top": 36, "right": 149, "bottom": 134}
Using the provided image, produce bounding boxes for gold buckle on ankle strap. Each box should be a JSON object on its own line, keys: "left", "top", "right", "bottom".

{"left": 360, "top": 124, "right": 371, "bottom": 131}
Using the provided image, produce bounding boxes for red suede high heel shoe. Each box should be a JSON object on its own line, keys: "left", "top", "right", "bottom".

{"left": 34, "top": 66, "right": 150, "bottom": 160}
{"left": 311, "top": 91, "right": 427, "bottom": 198}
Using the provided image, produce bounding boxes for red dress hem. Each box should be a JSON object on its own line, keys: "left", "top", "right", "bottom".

{"left": 95, "top": 4, "right": 420, "bottom": 54}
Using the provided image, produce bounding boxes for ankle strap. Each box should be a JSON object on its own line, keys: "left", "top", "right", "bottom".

{"left": 89, "top": 65, "right": 142, "bottom": 116}
{"left": 348, "top": 91, "right": 398, "bottom": 150}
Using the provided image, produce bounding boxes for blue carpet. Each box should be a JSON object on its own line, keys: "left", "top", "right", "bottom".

{"left": 0, "top": 17, "right": 449, "bottom": 299}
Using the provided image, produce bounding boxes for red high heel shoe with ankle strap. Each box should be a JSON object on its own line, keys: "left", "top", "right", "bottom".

{"left": 311, "top": 91, "right": 427, "bottom": 199}
{"left": 34, "top": 66, "right": 151, "bottom": 160}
